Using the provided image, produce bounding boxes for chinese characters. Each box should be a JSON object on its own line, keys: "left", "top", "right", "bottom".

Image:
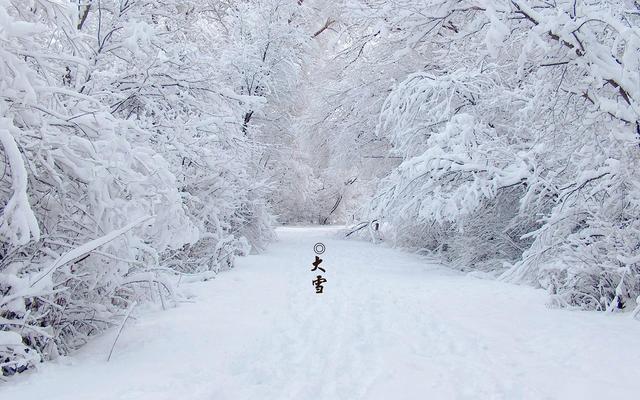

{"left": 311, "top": 243, "right": 326, "bottom": 293}
{"left": 312, "top": 275, "right": 327, "bottom": 294}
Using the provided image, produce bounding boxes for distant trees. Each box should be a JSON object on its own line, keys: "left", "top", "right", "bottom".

{"left": 213, "top": 0, "right": 320, "bottom": 225}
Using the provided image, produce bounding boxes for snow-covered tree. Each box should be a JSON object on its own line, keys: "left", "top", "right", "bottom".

{"left": 306, "top": 0, "right": 640, "bottom": 311}
{"left": 1, "top": 0, "right": 312, "bottom": 375}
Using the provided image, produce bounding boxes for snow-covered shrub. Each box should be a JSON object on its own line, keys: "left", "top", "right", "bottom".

{"left": 0, "top": 0, "right": 196, "bottom": 375}
{"left": 316, "top": 0, "right": 640, "bottom": 311}
{"left": 1, "top": 0, "right": 301, "bottom": 376}
{"left": 505, "top": 133, "right": 640, "bottom": 311}
{"left": 371, "top": 69, "right": 538, "bottom": 271}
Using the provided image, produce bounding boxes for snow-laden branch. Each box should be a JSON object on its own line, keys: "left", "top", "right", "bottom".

{"left": 0, "top": 121, "right": 40, "bottom": 245}
{"left": 29, "top": 215, "right": 155, "bottom": 288}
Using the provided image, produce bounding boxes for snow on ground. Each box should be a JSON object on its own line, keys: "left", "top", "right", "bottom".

{"left": 2, "top": 226, "right": 639, "bottom": 400}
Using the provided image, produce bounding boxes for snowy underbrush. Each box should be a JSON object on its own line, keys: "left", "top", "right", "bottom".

{"left": 1, "top": 0, "right": 279, "bottom": 378}
{"left": 364, "top": 0, "right": 640, "bottom": 315}
{"left": 0, "top": 158, "right": 271, "bottom": 379}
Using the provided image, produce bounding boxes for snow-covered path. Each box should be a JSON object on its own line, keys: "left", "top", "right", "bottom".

{"left": 3, "top": 226, "right": 640, "bottom": 400}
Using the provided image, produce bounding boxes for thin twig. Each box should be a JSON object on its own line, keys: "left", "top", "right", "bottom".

{"left": 107, "top": 301, "right": 137, "bottom": 362}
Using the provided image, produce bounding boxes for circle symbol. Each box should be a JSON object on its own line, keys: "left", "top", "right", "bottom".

{"left": 314, "top": 242, "right": 326, "bottom": 255}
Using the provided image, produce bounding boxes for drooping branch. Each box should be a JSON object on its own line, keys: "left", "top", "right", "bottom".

{"left": 510, "top": 0, "right": 635, "bottom": 111}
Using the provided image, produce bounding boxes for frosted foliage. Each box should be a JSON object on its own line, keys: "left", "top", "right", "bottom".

{"left": 2, "top": 0, "right": 640, "bottom": 381}
{"left": 0, "top": 0, "right": 315, "bottom": 376}
{"left": 370, "top": 0, "right": 640, "bottom": 311}
{"left": 304, "top": 0, "right": 640, "bottom": 312}
{"left": 0, "top": 122, "right": 39, "bottom": 245}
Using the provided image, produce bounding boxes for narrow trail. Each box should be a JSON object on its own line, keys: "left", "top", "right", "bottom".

{"left": 3, "top": 227, "right": 640, "bottom": 400}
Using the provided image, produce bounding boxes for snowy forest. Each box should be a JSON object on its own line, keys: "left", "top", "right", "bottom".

{"left": 1, "top": 0, "right": 640, "bottom": 392}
